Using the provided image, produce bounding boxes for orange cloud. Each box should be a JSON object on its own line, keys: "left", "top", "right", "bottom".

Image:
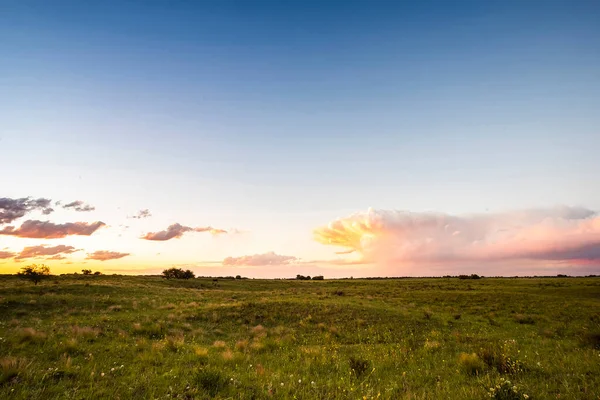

{"left": 142, "top": 223, "right": 229, "bottom": 241}
{"left": 0, "top": 250, "right": 15, "bottom": 259}
{"left": 15, "top": 244, "right": 80, "bottom": 260}
{"left": 0, "top": 220, "right": 106, "bottom": 238}
{"left": 223, "top": 252, "right": 297, "bottom": 266}
{"left": 314, "top": 207, "right": 600, "bottom": 267}
{"left": 86, "top": 251, "right": 130, "bottom": 261}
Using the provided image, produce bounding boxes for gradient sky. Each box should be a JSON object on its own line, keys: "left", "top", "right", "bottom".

{"left": 1, "top": 0, "right": 599, "bottom": 277}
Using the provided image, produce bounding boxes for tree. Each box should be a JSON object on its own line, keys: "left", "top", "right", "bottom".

{"left": 82, "top": 269, "right": 92, "bottom": 275}
{"left": 93, "top": 271, "right": 102, "bottom": 275}
{"left": 162, "top": 268, "right": 195, "bottom": 279}
{"left": 17, "top": 264, "right": 51, "bottom": 285}
{"left": 312, "top": 275, "right": 324, "bottom": 280}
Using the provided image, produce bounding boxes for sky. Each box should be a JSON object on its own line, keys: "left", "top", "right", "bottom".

{"left": 1, "top": 0, "right": 599, "bottom": 277}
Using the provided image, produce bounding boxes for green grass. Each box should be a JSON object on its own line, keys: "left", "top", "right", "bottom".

{"left": 0, "top": 275, "right": 599, "bottom": 399}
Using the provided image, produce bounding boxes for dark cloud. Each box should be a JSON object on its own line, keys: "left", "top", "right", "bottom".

{"left": 86, "top": 250, "right": 130, "bottom": 261}
{"left": 0, "top": 220, "right": 106, "bottom": 238}
{"left": 223, "top": 251, "right": 297, "bottom": 266}
{"left": 141, "top": 223, "right": 228, "bottom": 241}
{"left": 130, "top": 209, "right": 152, "bottom": 219}
{"left": 62, "top": 200, "right": 95, "bottom": 212}
{"left": 15, "top": 244, "right": 79, "bottom": 260}
{"left": 0, "top": 197, "right": 54, "bottom": 224}
{"left": 0, "top": 251, "right": 16, "bottom": 259}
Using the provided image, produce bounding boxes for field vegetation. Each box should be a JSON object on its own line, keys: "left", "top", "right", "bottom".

{"left": 0, "top": 273, "right": 599, "bottom": 399}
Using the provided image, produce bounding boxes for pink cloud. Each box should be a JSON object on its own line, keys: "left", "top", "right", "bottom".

{"left": 86, "top": 251, "right": 130, "bottom": 261}
{"left": 223, "top": 251, "right": 297, "bottom": 266}
{"left": 314, "top": 207, "right": 600, "bottom": 272}
{"left": 0, "top": 220, "right": 106, "bottom": 238}
{"left": 141, "top": 223, "right": 229, "bottom": 241}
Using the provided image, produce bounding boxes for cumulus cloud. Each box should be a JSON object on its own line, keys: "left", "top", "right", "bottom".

{"left": 15, "top": 244, "right": 80, "bottom": 260}
{"left": 314, "top": 206, "right": 600, "bottom": 266}
{"left": 223, "top": 251, "right": 298, "bottom": 266}
{"left": 0, "top": 220, "right": 106, "bottom": 238}
{"left": 62, "top": 200, "right": 95, "bottom": 212}
{"left": 130, "top": 209, "right": 152, "bottom": 219}
{"left": 141, "top": 223, "right": 229, "bottom": 241}
{"left": 0, "top": 197, "right": 53, "bottom": 224}
{"left": 86, "top": 250, "right": 130, "bottom": 261}
{"left": 0, "top": 250, "right": 15, "bottom": 259}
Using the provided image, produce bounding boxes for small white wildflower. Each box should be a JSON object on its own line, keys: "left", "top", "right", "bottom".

{"left": 280, "top": 383, "right": 284, "bottom": 387}
{"left": 298, "top": 379, "right": 301, "bottom": 383}
{"left": 111, "top": 368, "right": 115, "bottom": 372}
{"left": 101, "top": 372, "right": 105, "bottom": 377}
{"left": 523, "top": 395, "right": 529, "bottom": 399}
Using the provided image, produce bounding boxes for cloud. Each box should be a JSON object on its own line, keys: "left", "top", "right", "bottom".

{"left": 141, "top": 223, "right": 229, "bottom": 241}
{"left": 86, "top": 251, "right": 130, "bottom": 261}
{"left": 15, "top": 244, "right": 80, "bottom": 260}
{"left": 130, "top": 209, "right": 152, "bottom": 219}
{"left": 0, "top": 197, "right": 53, "bottom": 224}
{"left": 62, "top": 200, "right": 95, "bottom": 212}
{"left": 314, "top": 206, "right": 600, "bottom": 267}
{"left": 223, "top": 251, "right": 298, "bottom": 266}
{"left": 0, "top": 220, "right": 106, "bottom": 238}
{"left": 0, "top": 251, "right": 16, "bottom": 259}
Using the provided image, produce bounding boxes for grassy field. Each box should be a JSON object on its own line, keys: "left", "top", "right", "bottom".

{"left": 0, "top": 275, "right": 599, "bottom": 399}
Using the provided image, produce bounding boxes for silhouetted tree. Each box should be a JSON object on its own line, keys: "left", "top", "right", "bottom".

{"left": 162, "top": 268, "right": 195, "bottom": 279}
{"left": 312, "top": 275, "right": 324, "bottom": 280}
{"left": 82, "top": 269, "right": 92, "bottom": 275}
{"left": 18, "top": 264, "right": 51, "bottom": 285}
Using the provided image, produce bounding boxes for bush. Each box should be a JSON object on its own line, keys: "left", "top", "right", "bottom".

{"left": 195, "top": 368, "right": 227, "bottom": 396}
{"left": 458, "top": 352, "right": 484, "bottom": 375}
{"left": 17, "top": 264, "right": 50, "bottom": 285}
{"left": 81, "top": 269, "right": 92, "bottom": 275}
{"left": 349, "top": 356, "right": 370, "bottom": 377}
{"left": 162, "top": 268, "right": 195, "bottom": 279}
{"left": 296, "top": 274, "right": 311, "bottom": 280}
{"left": 312, "top": 275, "right": 324, "bottom": 280}
{"left": 487, "top": 378, "right": 530, "bottom": 399}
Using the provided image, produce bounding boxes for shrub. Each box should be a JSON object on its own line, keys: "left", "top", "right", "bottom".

{"left": 458, "top": 352, "right": 484, "bottom": 375}
{"left": 349, "top": 356, "right": 370, "bottom": 377}
{"left": 195, "top": 369, "right": 227, "bottom": 396}
{"left": 17, "top": 264, "right": 50, "bottom": 285}
{"left": 81, "top": 269, "right": 92, "bottom": 275}
{"left": 312, "top": 275, "right": 324, "bottom": 280}
{"left": 162, "top": 268, "right": 195, "bottom": 279}
{"left": 513, "top": 314, "right": 535, "bottom": 325}
{"left": 478, "top": 342, "right": 524, "bottom": 374}
{"left": 487, "top": 378, "right": 530, "bottom": 399}
{"left": 93, "top": 271, "right": 102, "bottom": 275}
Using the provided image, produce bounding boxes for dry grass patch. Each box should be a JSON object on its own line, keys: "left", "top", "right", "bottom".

{"left": 251, "top": 324, "right": 266, "bottom": 337}
{"left": 107, "top": 305, "right": 122, "bottom": 312}
{"left": 0, "top": 357, "right": 28, "bottom": 386}
{"left": 71, "top": 326, "right": 100, "bottom": 340}
{"left": 16, "top": 327, "right": 47, "bottom": 344}
{"left": 213, "top": 340, "right": 227, "bottom": 348}
{"left": 221, "top": 349, "right": 234, "bottom": 361}
{"left": 194, "top": 346, "right": 209, "bottom": 358}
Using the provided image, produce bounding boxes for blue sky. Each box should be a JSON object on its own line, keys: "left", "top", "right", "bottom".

{"left": 1, "top": 0, "right": 599, "bottom": 276}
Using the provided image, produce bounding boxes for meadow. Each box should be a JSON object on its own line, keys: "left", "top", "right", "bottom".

{"left": 0, "top": 274, "right": 599, "bottom": 399}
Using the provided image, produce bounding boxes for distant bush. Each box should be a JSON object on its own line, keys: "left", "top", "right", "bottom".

{"left": 349, "top": 356, "right": 370, "bottom": 377}
{"left": 17, "top": 264, "right": 51, "bottom": 285}
{"left": 93, "top": 271, "right": 102, "bottom": 275}
{"left": 458, "top": 274, "right": 482, "bottom": 280}
{"left": 296, "top": 274, "right": 311, "bottom": 280}
{"left": 82, "top": 269, "right": 92, "bottom": 275}
{"left": 235, "top": 275, "right": 241, "bottom": 279}
{"left": 458, "top": 352, "right": 484, "bottom": 375}
{"left": 162, "top": 268, "right": 195, "bottom": 279}
{"left": 195, "top": 368, "right": 227, "bottom": 396}
{"left": 312, "top": 275, "right": 324, "bottom": 280}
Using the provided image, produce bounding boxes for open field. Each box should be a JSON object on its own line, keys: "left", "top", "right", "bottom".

{"left": 0, "top": 275, "right": 599, "bottom": 399}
